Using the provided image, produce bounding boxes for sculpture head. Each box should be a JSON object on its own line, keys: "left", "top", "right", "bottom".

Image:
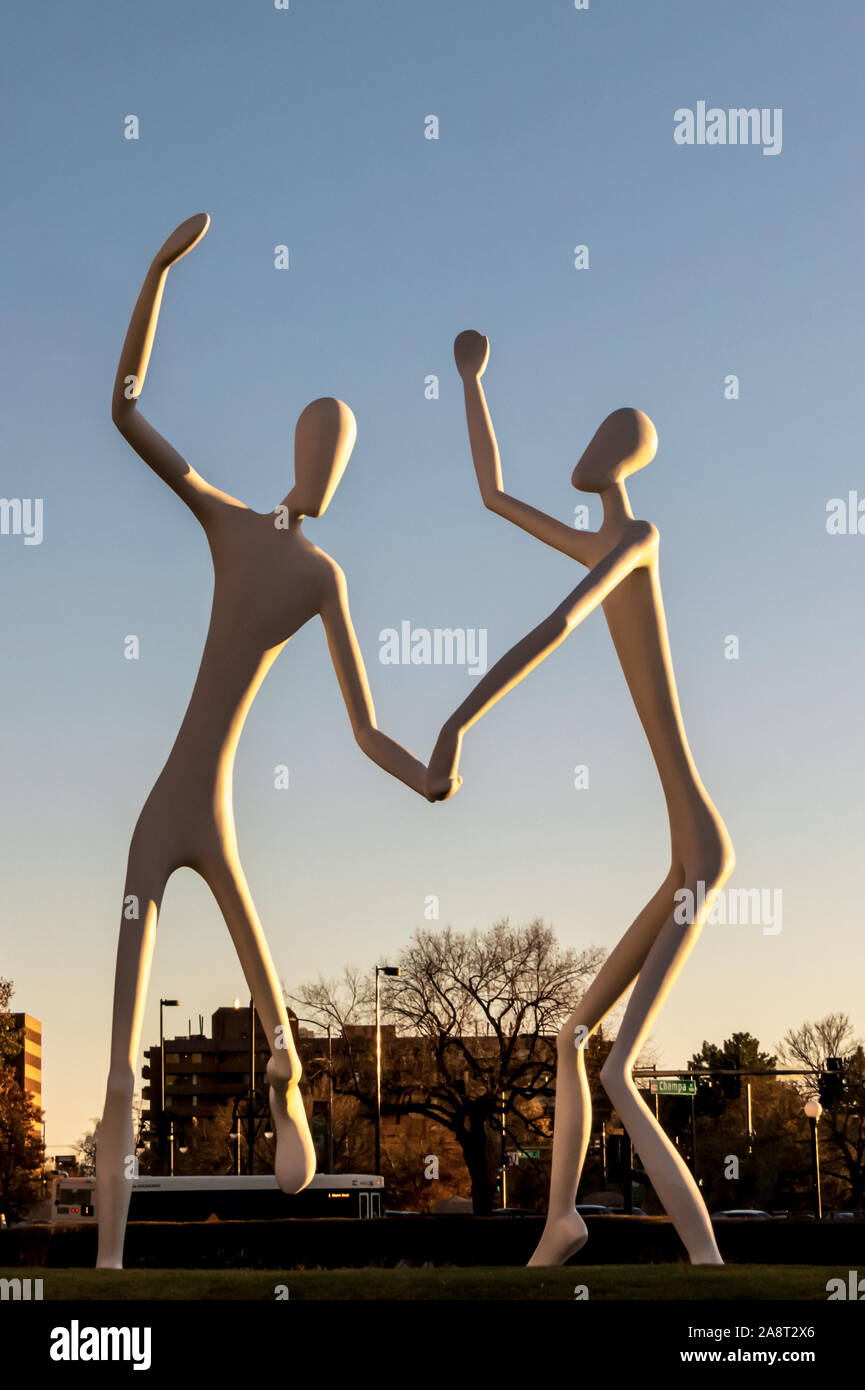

{"left": 571, "top": 408, "right": 657, "bottom": 494}
{"left": 289, "top": 397, "right": 357, "bottom": 517}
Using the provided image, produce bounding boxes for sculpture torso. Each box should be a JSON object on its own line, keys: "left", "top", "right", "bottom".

{"left": 595, "top": 522, "right": 731, "bottom": 875}
{"left": 139, "top": 502, "right": 334, "bottom": 866}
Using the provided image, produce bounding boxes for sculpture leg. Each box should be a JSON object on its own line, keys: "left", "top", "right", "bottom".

{"left": 599, "top": 871, "right": 731, "bottom": 1265}
{"left": 95, "top": 843, "right": 168, "bottom": 1269}
{"left": 205, "top": 858, "right": 316, "bottom": 1193}
{"left": 528, "top": 866, "right": 683, "bottom": 1267}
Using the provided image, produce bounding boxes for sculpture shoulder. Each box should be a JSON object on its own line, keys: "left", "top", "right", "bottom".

{"left": 310, "top": 546, "right": 350, "bottom": 607}
{"left": 626, "top": 519, "right": 659, "bottom": 559}
{"left": 596, "top": 518, "right": 658, "bottom": 568}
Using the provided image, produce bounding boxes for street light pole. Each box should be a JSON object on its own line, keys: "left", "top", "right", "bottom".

{"left": 327, "top": 1024, "right": 334, "bottom": 1175}
{"left": 375, "top": 965, "right": 401, "bottom": 1175}
{"left": 804, "top": 1099, "right": 822, "bottom": 1220}
{"left": 159, "top": 998, "right": 179, "bottom": 1176}
{"left": 248, "top": 998, "right": 255, "bottom": 1176}
{"left": 500, "top": 1089, "right": 507, "bottom": 1209}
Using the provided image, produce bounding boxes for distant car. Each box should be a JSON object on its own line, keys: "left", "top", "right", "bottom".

{"left": 384, "top": 1209, "right": 417, "bottom": 1218}
{"left": 491, "top": 1207, "right": 533, "bottom": 1217}
{"left": 711, "top": 1209, "right": 771, "bottom": 1220}
{"left": 825, "top": 1210, "right": 855, "bottom": 1220}
{"left": 575, "top": 1203, "right": 645, "bottom": 1216}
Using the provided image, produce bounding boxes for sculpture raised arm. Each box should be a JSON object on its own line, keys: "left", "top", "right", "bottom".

{"left": 453, "top": 330, "right": 606, "bottom": 569}
{"left": 111, "top": 213, "right": 239, "bottom": 524}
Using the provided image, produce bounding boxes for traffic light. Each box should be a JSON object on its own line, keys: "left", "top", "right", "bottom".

{"left": 720, "top": 1065, "right": 741, "bottom": 1101}
{"left": 818, "top": 1057, "right": 845, "bottom": 1108}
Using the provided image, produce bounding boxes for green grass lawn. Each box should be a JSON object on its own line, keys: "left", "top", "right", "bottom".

{"left": 0, "top": 1264, "right": 842, "bottom": 1300}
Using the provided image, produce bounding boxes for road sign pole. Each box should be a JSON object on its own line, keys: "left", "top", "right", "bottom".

{"left": 624, "top": 1137, "right": 634, "bottom": 1214}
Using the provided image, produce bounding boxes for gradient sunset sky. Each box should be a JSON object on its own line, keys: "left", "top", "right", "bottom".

{"left": 2, "top": 0, "right": 863, "bottom": 1151}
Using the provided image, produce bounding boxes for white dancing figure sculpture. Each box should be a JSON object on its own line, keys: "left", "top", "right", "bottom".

{"left": 96, "top": 215, "right": 447, "bottom": 1269}
{"left": 427, "top": 330, "right": 734, "bottom": 1267}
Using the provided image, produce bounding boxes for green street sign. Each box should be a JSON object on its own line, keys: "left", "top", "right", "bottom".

{"left": 522, "top": 1148, "right": 540, "bottom": 1159}
{"left": 649, "top": 1078, "right": 696, "bottom": 1096}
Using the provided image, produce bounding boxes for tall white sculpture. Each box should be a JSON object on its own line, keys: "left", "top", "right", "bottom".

{"left": 95, "top": 215, "right": 445, "bottom": 1269}
{"left": 428, "top": 330, "right": 734, "bottom": 1266}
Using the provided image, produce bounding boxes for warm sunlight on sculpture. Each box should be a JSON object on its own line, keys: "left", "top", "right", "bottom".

{"left": 428, "top": 330, "right": 734, "bottom": 1267}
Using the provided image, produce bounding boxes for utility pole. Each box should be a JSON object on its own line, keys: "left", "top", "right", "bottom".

{"left": 374, "top": 965, "right": 401, "bottom": 1174}
{"left": 327, "top": 1024, "right": 334, "bottom": 1175}
{"left": 500, "top": 1089, "right": 507, "bottom": 1209}
{"left": 247, "top": 999, "right": 255, "bottom": 1175}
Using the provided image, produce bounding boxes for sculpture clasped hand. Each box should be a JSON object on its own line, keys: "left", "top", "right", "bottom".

{"left": 425, "top": 722, "right": 463, "bottom": 802}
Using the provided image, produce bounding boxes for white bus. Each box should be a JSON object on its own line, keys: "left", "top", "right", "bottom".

{"left": 50, "top": 1173, "right": 384, "bottom": 1224}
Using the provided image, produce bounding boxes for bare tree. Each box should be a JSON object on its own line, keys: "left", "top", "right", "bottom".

{"left": 292, "top": 919, "right": 605, "bottom": 1213}
{"left": 74, "top": 1120, "right": 101, "bottom": 1176}
{"left": 778, "top": 1013, "right": 865, "bottom": 1209}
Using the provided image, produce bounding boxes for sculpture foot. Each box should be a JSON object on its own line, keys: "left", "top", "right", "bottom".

{"left": 95, "top": 1255, "right": 123, "bottom": 1270}
{"left": 690, "top": 1248, "right": 724, "bottom": 1266}
{"left": 267, "top": 1058, "right": 316, "bottom": 1194}
{"left": 527, "top": 1211, "right": 588, "bottom": 1267}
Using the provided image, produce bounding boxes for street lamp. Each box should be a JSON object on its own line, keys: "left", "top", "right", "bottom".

{"left": 159, "top": 998, "right": 180, "bottom": 1175}
{"left": 247, "top": 998, "right": 256, "bottom": 1175}
{"left": 228, "top": 1000, "right": 274, "bottom": 1174}
{"left": 375, "top": 966, "right": 401, "bottom": 1175}
{"left": 804, "top": 1098, "right": 822, "bottom": 1220}
{"left": 500, "top": 1089, "right": 507, "bottom": 1209}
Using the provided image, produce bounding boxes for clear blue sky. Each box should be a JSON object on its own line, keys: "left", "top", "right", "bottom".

{"left": 2, "top": 1, "right": 863, "bottom": 1151}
